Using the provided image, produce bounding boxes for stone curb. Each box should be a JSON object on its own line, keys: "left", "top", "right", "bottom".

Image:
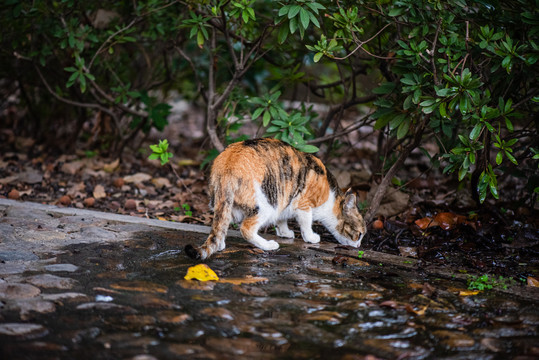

{"left": 0, "top": 198, "right": 242, "bottom": 238}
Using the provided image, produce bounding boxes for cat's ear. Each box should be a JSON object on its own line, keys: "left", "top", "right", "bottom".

{"left": 344, "top": 189, "right": 356, "bottom": 210}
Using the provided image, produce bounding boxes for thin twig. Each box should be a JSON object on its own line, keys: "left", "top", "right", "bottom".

{"left": 307, "top": 111, "right": 375, "bottom": 145}
{"left": 332, "top": 23, "right": 394, "bottom": 61}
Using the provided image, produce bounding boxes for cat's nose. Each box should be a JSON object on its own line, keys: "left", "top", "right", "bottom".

{"left": 358, "top": 232, "right": 365, "bottom": 243}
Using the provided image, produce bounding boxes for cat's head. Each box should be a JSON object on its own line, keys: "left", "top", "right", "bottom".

{"left": 334, "top": 190, "right": 366, "bottom": 247}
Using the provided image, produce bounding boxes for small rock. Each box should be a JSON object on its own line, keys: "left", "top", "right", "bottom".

{"left": 156, "top": 310, "right": 191, "bottom": 324}
{"left": 8, "top": 189, "right": 20, "bottom": 200}
{"left": 17, "top": 299, "right": 56, "bottom": 319}
{"left": 0, "top": 323, "right": 48, "bottom": 339}
{"left": 110, "top": 201, "right": 121, "bottom": 211}
{"left": 372, "top": 219, "right": 384, "bottom": 230}
{"left": 83, "top": 197, "right": 95, "bottom": 207}
{"left": 113, "top": 177, "right": 124, "bottom": 188}
{"left": 200, "top": 307, "right": 235, "bottom": 321}
{"left": 76, "top": 302, "right": 136, "bottom": 312}
{"left": 42, "top": 292, "right": 89, "bottom": 302}
{"left": 125, "top": 199, "right": 137, "bottom": 210}
{"left": 433, "top": 330, "right": 475, "bottom": 348}
{"left": 0, "top": 283, "right": 41, "bottom": 299}
{"left": 44, "top": 264, "right": 79, "bottom": 272}
{"left": 58, "top": 195, "right": 71, "bottom": 206}
{"left": 25, "top": 274, "right": 78, "bottom": 290}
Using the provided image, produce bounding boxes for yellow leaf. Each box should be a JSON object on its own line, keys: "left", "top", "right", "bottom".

{"left": 157, "top": 217, "right": 167, "bottom": 221}
{"left": 459, "top": 290, "right": 480, "bottom": 296}
{"left": 184, "top": 264, "right": 219, "bottom": 281}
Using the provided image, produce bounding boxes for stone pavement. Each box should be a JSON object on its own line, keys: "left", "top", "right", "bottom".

{"left": 1, "top": 198, "right": 539, "bottom": 359}
{"left": 0, "top": 197, "right": 215, "bottom": 264}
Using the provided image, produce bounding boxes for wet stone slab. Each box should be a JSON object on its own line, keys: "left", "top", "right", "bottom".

{"left": 0, "top": 229, "right": 538, "bottom": 359}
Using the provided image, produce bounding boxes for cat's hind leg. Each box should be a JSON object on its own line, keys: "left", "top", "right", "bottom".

{"left": 296, "top": 209, "right": 320, "bottom": 244}
{"left": 275, "top": 220, "right": 295, "bottom": 238}
{"left": 241, "top": 216, "right": 280, "bottom": 250}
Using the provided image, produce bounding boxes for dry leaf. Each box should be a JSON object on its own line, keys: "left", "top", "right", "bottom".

{"left": 459, "top": 290, "right": 480, "bottom": 296}
{"left": 398, "top": 246, "right": 418, "bottom": 258}
{"left": 103, "top": 158, "right": 120, "bottom": 173}
{"left": 60, "top": 160, "right": 85, "bottom": 175}
{"left": 434, "top": 212, "right": 466, "bottom": 230}
{"left": 123, "top": 172, "right": 152, "bottom": 184}
{"left": 152, "top": 177, "right": 172, "bottom": 189}
{"left": 184, "top": 264, "right": 219, "bottom": 282}
{"left": 527, "top": 276, "right": 539, "bottom": 287}
{"left": 93, "top": 184, "right": 106, "bottom": 199}
{"left": 415, "top": 217, "right": 434, "bottom": 230}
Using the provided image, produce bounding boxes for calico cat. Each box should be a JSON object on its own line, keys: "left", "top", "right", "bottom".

{"left": 184, "top": 138, "right": 366, "bottom": 260}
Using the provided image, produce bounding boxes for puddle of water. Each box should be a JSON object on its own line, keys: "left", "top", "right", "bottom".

{"left": 1, "top": 230, "right": 538, "bottom": 359}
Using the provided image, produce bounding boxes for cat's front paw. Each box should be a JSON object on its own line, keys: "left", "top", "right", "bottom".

{"left": 303, "top": 232, "right": 320, "bottom": 244}
{"left": 276, "top": 227, "right": 295, "bottom": 238}
{"left": 261, "top": 239, "right": 280, "bottom": 251}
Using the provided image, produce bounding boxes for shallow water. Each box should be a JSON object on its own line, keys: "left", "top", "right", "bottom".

{"left": 1, "top": 230, "right": 538, "bottom": 359}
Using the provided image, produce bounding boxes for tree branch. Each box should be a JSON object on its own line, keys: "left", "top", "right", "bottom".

{"left": 364, "top": 116, "right": 427, "bottom": 224}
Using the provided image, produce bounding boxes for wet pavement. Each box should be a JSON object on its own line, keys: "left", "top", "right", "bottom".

{"left": 0, "top": 198, "right": 538, "bottom": 359}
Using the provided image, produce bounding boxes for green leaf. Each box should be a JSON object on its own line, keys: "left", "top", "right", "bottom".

{"left": 496, "top": 151, "right": 503, "bottom": 165}
{"left": 278, "top": 5, "right": 290, "bottom": 17}
{"left": 299, "top": 8, "right": 310, "bottom": 29}
{"left": 262, "top": 111, "right": 271, "bottom": 126}
{"left": 388, "top": 8, "right": 404, "bottom": 17}
{"left": 505, "top": 151, "right": 518, "bottom": 165}
{"left": 373, "top": 82, "right": 396, "bottom": 94}
{"left": 397, "top": 119, "right": 409, "bottom": 139}
{"left": 505, "top": 117, "right": 514, "bottom": 132}
{"left": 288, "top": 5, "right": 300, "bottom": 19}
{"left": 278, "top": 25, "right": 289, "bottom": 43}
{"left": 252, "top": 107, "right": 264, "bottom": 119}
{"left": 470, "top": 123, "right": 482, "bottom": 140}
{"left": 458, "top": 166, "right": 467, "bottom": 181}
{"left": 299, "top": 144, "right": 319, "bottom": 153}
{"left": 389, "top": 114, "right": 405, "bottom": 130}
{"left": 313, "top": 52, "right": 323, "bottom": 62}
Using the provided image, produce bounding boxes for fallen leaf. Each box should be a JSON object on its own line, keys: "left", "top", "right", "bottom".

{"left": 398, "top": 246, "right": 418, "bottom": 258}
{"left": 93, "top": 185, "right": 106, "bottom": 199}
{"left": 152, "top": 177, "right": 172, "bottom": 189}
{"left": 422, "top": 282, "right": 436, "bottom": 297}
{"left": 60, "top": 160, "right": 85, "bottom": 175}
{"left": 415, "top": 217, "right": 434, "bottom": 230}
{"left": 434, "top": 212, "right": 466, "bottom": 230}
{"left": 123, "top": 172, "right": 152, "bottom": 184}
{"left": 184, "top": 264, "right": 219, "bottom": 282}
{"left": 459, "top": 290, "right": 480, "bottom": 296}
{"left": 527, "top": 276, "right": 539, "bottom": 287}
{"left": 67, "top": 182, "right": 86, "bottom": 198}
{"left": 103, "top": 158, "right": 120, "bottom": 173}
{"left": 0, "top": 175, "right": 19, "bottom": 185}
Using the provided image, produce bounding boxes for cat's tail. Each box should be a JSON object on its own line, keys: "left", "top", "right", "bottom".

{"left": 185, "top": 183, "right": 235, "bottom": 260}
